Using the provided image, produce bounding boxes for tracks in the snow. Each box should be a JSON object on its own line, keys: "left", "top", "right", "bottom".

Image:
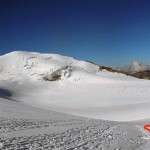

{"left": 0, "top": 118, "right": 149, "bottom": 150}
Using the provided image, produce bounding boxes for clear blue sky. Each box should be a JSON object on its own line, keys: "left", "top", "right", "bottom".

{"left": 0, "top": 0, "right": 150, "bottom": 67}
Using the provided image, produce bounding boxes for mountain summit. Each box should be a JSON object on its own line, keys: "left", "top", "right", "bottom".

{"left": 0, "top": 51, "right": 125, "bottom": 83}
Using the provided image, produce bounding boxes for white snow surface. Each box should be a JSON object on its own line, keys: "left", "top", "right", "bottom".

{"left": 0, "top": 51, "right": 150, "bottom": 121}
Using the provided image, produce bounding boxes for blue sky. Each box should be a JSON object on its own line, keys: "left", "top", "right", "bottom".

{"left": 0, "top": 0, "right": 150, "bottom": 67}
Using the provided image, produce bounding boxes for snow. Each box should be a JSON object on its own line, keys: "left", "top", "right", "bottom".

{"left": 0, "top": 51, "right": 150, "bottom": 121}
{"left": 0, "top": 96, "right": 150, "bottom": 149}
{"left": 2, "top": 98, "right": 150, "bottom": 149}
{"left": 1, "top": 51, "right": 150, "bottom": 149}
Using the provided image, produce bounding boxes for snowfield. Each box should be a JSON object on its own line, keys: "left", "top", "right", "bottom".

{"left": 0, "top": 96, "right": 150, "bottom": 150}
{"left": 1, "top": 51, "right": 150, "bottom": 149}
{"left": 0, "top": 51, "right": 150, "bottom": 121}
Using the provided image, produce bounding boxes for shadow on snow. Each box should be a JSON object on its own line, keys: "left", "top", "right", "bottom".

{"left": 0, "top": 88, "right": 18, "bottom": 101}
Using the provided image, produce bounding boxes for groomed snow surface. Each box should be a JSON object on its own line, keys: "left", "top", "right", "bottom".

{"left": 0, "top": 51, "right": 150, "bottom": 149}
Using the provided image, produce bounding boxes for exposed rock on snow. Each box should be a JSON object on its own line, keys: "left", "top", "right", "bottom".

{"left": 43, "top": 66, "right": 72, "bottom": 81}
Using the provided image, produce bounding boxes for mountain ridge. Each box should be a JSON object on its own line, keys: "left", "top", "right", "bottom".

{"left": 0, "top": 51, "right": 127, "bottom": 83}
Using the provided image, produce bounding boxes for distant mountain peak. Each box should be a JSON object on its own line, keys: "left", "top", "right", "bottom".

{"left": 0, "top": 51, "right": 130, "bottom": 83}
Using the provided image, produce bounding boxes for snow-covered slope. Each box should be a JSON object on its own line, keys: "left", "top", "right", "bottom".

{"left": 0, "top": 51, "right": 101, "bottom": 82}
{"left": 0, "top": 51, "right": 150, "bottom": 121}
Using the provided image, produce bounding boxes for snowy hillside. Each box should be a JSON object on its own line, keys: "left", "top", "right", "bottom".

{"left": 0, "top": 51, "right": 100, "bottom": 82}
{"left": 0, "top": 51, "right": 150, "bottom": 121}
{"left": 0, "top": 51, "right": 129, "bottom": 82}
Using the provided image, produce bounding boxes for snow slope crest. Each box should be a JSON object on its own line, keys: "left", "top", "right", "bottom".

{"left": 0, "top": 51, "right": 102, "bottom": 82}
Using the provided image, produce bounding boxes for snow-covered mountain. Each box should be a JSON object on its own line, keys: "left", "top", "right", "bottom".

{"left": 116, "top": 61, "right": 150, "bottom": 74}
{"left": 1, "top": 51, "right": 150, "bottom": 121}
{"left": 0, "top": 51, "right": 126, "bottom": 82}
{"left": 116, "top": 61, "right": 150, "bottom": 80}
